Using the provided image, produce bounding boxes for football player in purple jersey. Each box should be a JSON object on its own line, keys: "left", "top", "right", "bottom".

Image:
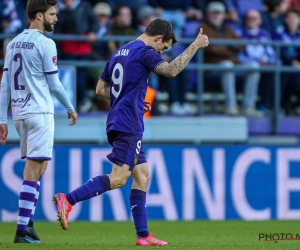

{"left": 53, "top": 18, "right": 208, "bottom": 246}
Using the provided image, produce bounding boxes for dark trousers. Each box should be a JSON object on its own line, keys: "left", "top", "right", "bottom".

{"left": 61, "top": 54, "right": 90, "bottom": 105}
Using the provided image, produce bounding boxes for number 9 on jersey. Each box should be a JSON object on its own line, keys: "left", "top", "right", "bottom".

{"left": 111, "top": 63, "right": 124, "bottom": 98}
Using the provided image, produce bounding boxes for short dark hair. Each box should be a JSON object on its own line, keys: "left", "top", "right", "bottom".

{"left": 286, "top": 8, "right": 300, "bottom": 17}
{"left": 112, "top": 5, "right": 130, "bottom": 18}
{"left": 144, "top": 19, "right": 178, "bottom": 45}
{"left": 26, "top": 0, "right": 57, "bottom": 20}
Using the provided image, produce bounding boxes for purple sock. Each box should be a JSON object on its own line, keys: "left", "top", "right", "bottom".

{"left": 130, "top": 189, "right": 149, "bottom": 238}
{"left": 16, "top": 180, "right": 37, "bottom": 236}
{"left": 29, "top": 175, "right": 42, "bottom": 223}
{"left": 66, "top": 175, "right": 110, "bottom": 206}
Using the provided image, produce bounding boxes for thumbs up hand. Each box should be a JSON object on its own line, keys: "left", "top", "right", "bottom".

{"left": 193, "top": 28, "right": 209, "bottom": 49}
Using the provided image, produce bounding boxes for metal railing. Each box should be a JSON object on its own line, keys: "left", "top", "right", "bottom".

{"left": 1, "top": 33, "right": 300, "bottom": 133}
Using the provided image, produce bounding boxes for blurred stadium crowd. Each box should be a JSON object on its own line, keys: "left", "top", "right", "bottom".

{"left": 1, "top": 0, "right": 300, "bottom": 117}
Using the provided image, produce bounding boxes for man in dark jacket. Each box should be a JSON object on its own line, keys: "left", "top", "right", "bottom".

{"left": 106, "top": 5, "right": 137, "bottom": 56}
{"left": 202, "top": 2, "right": 261, "bottom": 116}
{"left": 55, "top": 0, "right": 99, "bottom": 112}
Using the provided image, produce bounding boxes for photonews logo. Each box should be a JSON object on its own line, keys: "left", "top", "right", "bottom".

{"left": 259, "top": 233, "right": 300, "bottom": 241}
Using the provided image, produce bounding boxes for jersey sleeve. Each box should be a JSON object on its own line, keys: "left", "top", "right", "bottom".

{"left": 99, "top": 61, "right": 110, "bottom": 84}
{"left": 140, "top": 48, "right": 166, "bottom": 72}
{"left": 0, "top": 68, "right": 11, "bottom": 124}
{"left": 46, "top": 74, "right": 75, "bottom": 113}
{"left": 0, "top": 44, "right": 11, "bottom": 124}
{"left": 42, "top": 39, "right": 58, "bottom": 75}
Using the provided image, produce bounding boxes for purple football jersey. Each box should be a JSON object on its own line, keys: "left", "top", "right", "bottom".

{"left": 100, "top": 40, "right": 165, "bottom": 134}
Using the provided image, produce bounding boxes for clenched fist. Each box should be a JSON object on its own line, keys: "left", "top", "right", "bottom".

{"left": 193, "top": 28, "right": 209, "bottom": 49}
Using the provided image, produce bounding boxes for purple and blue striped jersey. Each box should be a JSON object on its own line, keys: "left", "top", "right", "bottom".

{"left": 100, "top": 40, "right": 165, "bottom": 134}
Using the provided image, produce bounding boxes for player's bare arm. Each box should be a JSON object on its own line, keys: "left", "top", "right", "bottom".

{"left": 96, "top": 79, "right": 110, "bottom": 100}
{"left": 155, "top": 28, "right": 208, "bottom": 78}
{"left": 0, "top": 124, "right": 8, "bottom": 143}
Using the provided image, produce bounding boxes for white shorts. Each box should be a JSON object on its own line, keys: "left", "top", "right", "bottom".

{"left": 14, "top": 114, "right": 54, "bottom": 161}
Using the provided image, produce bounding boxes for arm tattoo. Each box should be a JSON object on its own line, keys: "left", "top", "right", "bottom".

{"left": 155, "top": 44, "right": 198, "bottom": 77}
{"left": 155, "top": 62, "right": 176, "bottom": 77}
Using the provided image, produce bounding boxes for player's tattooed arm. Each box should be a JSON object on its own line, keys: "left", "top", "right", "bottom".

{"left": 96, "top": 79, "right": 110, "bottom": 100}
{"left": 155, "top": 44, "right": 199, "bottom": 78}
{"left": 155, "top": 28, "right": 208, "bottom": 78}
{"left": 155, "top": 62, "right": 176, "bottom": 78}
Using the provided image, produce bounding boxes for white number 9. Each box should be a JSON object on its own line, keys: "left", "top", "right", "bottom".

{"left": 112, "top": 63, "right": 123, "bottom": 98}
{"left": 136, "top": 140, "right": 142, "bottom": 154}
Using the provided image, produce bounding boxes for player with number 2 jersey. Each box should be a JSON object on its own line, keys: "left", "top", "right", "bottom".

{"left": 53, "top": 19, "right": 209, "bottom": 246}
{"left": 0, "top": 0, "right": 78, "bottom": 244}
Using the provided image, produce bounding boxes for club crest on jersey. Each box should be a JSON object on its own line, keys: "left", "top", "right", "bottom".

{"left": 134, "top": 156, "right": 138, "bottom": 166}
{"left": 52, "top": 56, "right": 57, "bottom": 66}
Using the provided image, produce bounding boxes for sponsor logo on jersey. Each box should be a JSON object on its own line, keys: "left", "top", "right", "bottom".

{"left": 52, "top": 56, "right": 57, "bottom": 66}
{"left": 11, "top": 93, "right": 32, "bottom": 108}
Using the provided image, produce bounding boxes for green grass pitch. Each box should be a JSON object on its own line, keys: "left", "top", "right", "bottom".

{"left": 1, "top": 220, "right": 300, "bottom": 249}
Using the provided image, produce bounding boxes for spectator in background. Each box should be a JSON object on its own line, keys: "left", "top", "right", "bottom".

{"left": 149, "top": 0, "right": 192, "bottom": 37}
{"left": 147, "top": 0, "right": 197, "bottom": 115}
{"left": 202, "top": 2, "right": 261, "bottom": 116}
{"left": 263, "top": 0, "right": 285, "bottom": 35}
{"left": 136, "top": 6, "right": 159, "bottom": 93}
{"left": 94, "top": 2, "right": 111, "bottom": 39}
{"left": 137, "top": 5, "right": 157, "bottom": 33}
{"left": 225, "top": 0, "right": 265, "bottom": 23}
{"left": 0, "top": 2, "right": 3, "bottom": 59}
{"left": 85, "top": 0, "right": 106, "bottom": 6}
{"left": 89, "top": 2, "right": 111, "bottom": 110}
{"left": 1, "top": 0, "right": 22, "bottom": 60}
{"left": 106, "top": 5, "right": 137, "bottom": 55}
{"left": 187, "top": 0, "right": 204, "bottom": 21}
{"left": 282, "top": 0, "right": 300, "bottom": 11}
{"left": 14, "top": 0, "right": 28, "bottom": 31}
{"left": 238, "top": 9, "right": 276, "bottom": 112}
{"left": 55, "top": 0, "right": 98, "bottom": 113}
{"left": 91, "top": 2, "right": 111, "bottom": 60}
{"left": 108, "top": 0, "right": 148, "bottom": 14}
{"left": 273, "top": 9, "right": 300, "bottom": 114}
{"left": 3, "top": 0, "right": 22, "bottom": 34}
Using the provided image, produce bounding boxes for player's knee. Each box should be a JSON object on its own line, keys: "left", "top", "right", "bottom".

{"left": 245, "top": 61, "right": 260, "bottom": 70}
{"left": 113, "top": 173, "right": 130, "bottom": 188}
{"left": 24, "top": 160, "right": 44, "bottom": 181}
{"left": 133, "top": 172, "right": 149, "bottom": 189}
{"left": 220, "top": 60, "right": 234, "bottom": 69}
{"left": 116, "top": 176, "right": 128, "bottom": 188}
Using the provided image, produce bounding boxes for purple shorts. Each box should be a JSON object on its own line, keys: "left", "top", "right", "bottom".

{"left": 106, "top": 130, "right": 147, "bottom": 171}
